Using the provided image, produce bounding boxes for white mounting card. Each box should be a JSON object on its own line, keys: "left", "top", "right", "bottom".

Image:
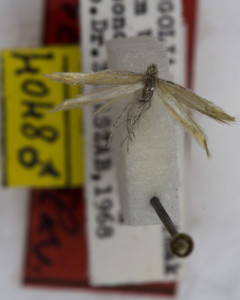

{"left": 81, "top": 0, "right": 186, "bottom": 286}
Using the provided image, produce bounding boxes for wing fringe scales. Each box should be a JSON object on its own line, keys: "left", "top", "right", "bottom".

{"left": 160, "top": 79, "right": 235, "bottom": 124}
{"left": 156, "top": 84, "right": 211, "bottom": 157}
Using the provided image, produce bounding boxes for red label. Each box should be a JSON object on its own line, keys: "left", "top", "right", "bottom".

{"left": 24, "top": 189, "right": 88, "bottom": 285}
{"left": 183, "top": 0, "right": 198, "bottom": 88}
{"left": 44, "top": 0, "right": 80, "bottom": 44}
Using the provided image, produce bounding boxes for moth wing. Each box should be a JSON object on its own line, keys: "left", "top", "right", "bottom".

{"left": 156, "top": 84, "right": 210, "bottom": 157}
{"left": 44, "top": 70, "right": 143, "bottom": 86}
{"left": 50, "top": 82, "right": 143, "bottom": 112}
{"left": 94, "top": 95, "right": 125, "bottom": 115}
{"left": 159, "top": 78, "right": 235, "bottom": 123}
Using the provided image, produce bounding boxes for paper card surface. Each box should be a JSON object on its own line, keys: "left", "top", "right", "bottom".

{"left": 81, "top": 0, "right": 185, "bottom": 286}
{"left": 1, "top": 46, "right": 84, "bottom": 187}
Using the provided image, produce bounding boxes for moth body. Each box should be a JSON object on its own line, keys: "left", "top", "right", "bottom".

{"left": 44, "top": 64, "right": 235, "bottom": 157}
{"left": 139, "top": 64, "right": 158, "bottom": 104}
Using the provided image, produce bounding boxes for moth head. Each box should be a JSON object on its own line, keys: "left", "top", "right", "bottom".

{"left": 147, "top": 64, "right": 158, "bottom": 76}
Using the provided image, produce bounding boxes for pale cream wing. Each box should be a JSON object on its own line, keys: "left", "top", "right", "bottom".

{"left": 159, "top": 79, "right": 235, "bottom": 123}
{"left": 94, "top": 96, "right": 126, "bottom": 115}
{"left": 156, "top": 84, "right": 210, "bottom": 157}
{"left": 44, "top": 70, "right": 143, "bottom": 85}
{"left": 50, "top": 82, "right": 143, "bottom": 112}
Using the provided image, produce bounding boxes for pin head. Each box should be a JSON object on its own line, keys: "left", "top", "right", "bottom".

{"left": 170, "top": 233, "right": 194, "bottom": 258}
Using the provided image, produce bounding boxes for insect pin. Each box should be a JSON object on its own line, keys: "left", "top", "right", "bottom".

{"left": 44, "top": 64, "right": 235, "bottom": 156}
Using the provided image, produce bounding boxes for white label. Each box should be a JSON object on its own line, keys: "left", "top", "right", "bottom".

{"left": 81, "top": 0, "right": 185, "bottom": 286}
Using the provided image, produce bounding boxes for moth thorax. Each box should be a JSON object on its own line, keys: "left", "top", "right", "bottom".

{"left": 146, "top": 64, "right": 158, "bottom": 76}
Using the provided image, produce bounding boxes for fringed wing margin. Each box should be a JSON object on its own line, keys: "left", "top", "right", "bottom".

{"left": 156, "top": 83, "right": 211, "bottom": 157}
{"left": 159, "top": 79, "right": 235, "bottom": 124}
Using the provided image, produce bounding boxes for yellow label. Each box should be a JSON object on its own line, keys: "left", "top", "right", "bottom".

{"left": 2, "top": 46, "right": 84, "bottom": 187}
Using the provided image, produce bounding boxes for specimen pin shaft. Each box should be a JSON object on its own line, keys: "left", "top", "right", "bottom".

{"left": 150, "top": 196, "right": 194, "bottom": 258}
{"left": 150, "top": 196, "right": 178, "bottom": 236}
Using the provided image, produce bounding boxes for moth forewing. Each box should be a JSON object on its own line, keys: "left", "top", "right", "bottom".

{"left": 49, "top": 82, "right": 143, "bottom": 112}
{"left": 43, "top": 70, "right": 143, "bottom": 86}
{"left": 161, "top": 79, "right": 235, "bottom": 123}
{"left": 156, "top": 83, "right": 210, "bottom": 157}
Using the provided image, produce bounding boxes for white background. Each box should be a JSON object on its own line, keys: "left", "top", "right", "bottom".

{"left": 1, "top": 1, "right": 240, "bottom": 300}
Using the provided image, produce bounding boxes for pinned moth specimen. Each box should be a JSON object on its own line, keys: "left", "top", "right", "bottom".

{"left": 44, "top": 64, "right": 235, "bottom": 157}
